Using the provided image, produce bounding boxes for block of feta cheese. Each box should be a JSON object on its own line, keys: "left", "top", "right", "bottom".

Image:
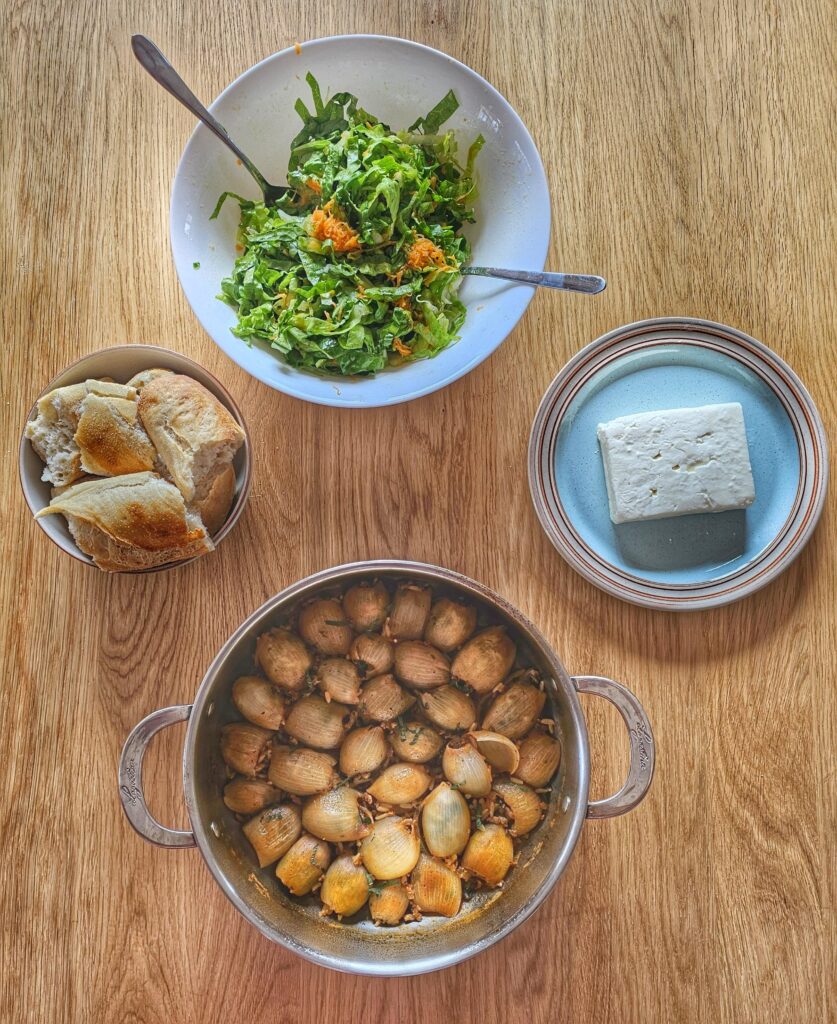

{"left": 597, "top": 403, "right": 756, "bottom": 525}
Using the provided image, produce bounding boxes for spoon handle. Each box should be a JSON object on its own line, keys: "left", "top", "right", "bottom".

{"left": 131, "top": 35, "right": 270, "bottom": 196}
{"left": 463, "top": 267, "right": 607, "bottom": 294}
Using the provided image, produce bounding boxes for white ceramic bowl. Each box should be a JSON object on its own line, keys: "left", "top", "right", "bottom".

{"left": 170, "top": 34, "right": 550, "bottom": 407}
{"left": 19, "top": 345, "right": 252, "bottom": 572}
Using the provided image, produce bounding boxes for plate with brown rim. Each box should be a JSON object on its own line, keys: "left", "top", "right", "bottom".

{"left": 528, "top": 317, "right": 828, "bottom": 610}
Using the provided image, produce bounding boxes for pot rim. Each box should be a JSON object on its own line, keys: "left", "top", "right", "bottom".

{"left": 181, "top": 559, "right": 591, "bottom": 976}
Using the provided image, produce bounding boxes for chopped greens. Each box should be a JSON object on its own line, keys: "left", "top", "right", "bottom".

{"left": 214, "top": 73, "right": 483, "bottom": 376}
{"left": 407, "top": 89, "right": 459, "bottom": 134}
{"left": 367, "top": 875, "right": 398, "bottom": 897}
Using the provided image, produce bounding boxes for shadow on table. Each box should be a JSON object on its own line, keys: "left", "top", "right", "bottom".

{"left": 543, "top": 504, "right": 828, "bottom": 664}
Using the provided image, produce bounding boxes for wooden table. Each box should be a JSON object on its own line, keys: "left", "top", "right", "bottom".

{"left": 2, "top": 2, "right": 833, "bottom": 1021}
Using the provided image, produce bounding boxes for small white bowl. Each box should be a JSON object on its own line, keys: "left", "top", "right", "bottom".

{"left": 19, "top": 345, "right": 252, "bottom": 572}
{"left": 170, "top": 34, "right": 551, "bottom": 407}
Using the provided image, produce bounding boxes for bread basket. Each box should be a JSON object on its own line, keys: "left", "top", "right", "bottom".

{"left": 19, "top": 344, "right": 251, "bottom": 572}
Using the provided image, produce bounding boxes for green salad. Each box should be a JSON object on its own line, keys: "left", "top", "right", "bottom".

{"left": 212, "top": 74, "right": 483, "bottom": 376}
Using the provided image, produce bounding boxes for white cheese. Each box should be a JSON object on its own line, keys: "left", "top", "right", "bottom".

{"left": 597, "top": 403, "right": 756, "bottom": 525}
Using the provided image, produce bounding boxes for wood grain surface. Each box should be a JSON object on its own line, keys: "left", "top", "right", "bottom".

{"left": 1, "top": 1, "right": 834, "bottom": 1022}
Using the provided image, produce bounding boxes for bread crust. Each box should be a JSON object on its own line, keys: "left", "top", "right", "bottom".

{"left": 126, "top": 367, "right": 174, "bottom": 390}
{"left": 65, "top": 515, "right": 212, "bottom": 571}
{"left": 138, "top": 374, "right": 245, "bottom": 502}
{"left": 25, "top": 379, "right": 138, "bottom": 486}
{"left": 75, "top": 394, "right": 156, "bottom": 476}
{"left": 35, "top": 472, "right": 213, "bottom": 570}
{"left": 195, "top": 463, "right": 237, "bottom": 535}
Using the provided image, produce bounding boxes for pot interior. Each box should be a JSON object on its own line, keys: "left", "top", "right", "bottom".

{"left": 185, "top": 562, "right": 589, "bottom": 975}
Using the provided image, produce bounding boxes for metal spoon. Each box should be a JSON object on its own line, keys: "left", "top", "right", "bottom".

{"left": 462, "top": 267, "right": 606, "bottom": 294}
{"left": 133, "top": 35, "right": 605, "bottom": 294}
{"left": 131, "top": 35, "right": 293, "bottom": 205}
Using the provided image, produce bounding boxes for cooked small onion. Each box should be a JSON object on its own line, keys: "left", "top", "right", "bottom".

{"left": 424, "top": 598, "right": 477, "bottom": 652}
{"left": 481, "top": 682, "right": 546, "bottom": 740}
{"left": 255, "top": 628, "right": 312, "bottom": 692}
{"left": 367, "top": 763, "right": 432, "bottom": 806}
{"left": 242, "top": 803, "right": 302, "bottom": 868}
{"left": 394, "top": 641, "right": 450, "bottom": 690}
{"left": 302, "top": 787, "right": 371, "bottom": 843}
{"left": 220, "top": 723, "right": 272, "bottom": 777}
{"left": 320, "top": 855, "right": 369, "bottom": 917}
{"left": 411, "top": 853, "right": 462, "bottom": 917}
{"left": 268, "top": 745, "right": 338, "bottom": 796}
{"left": 442, "top": 737, "right": 492, "bottom": 797}
{"left": 350, "top": 633, "right": 394, "bottom": 677}
{"left": 369, "top": 883, "right": 410, "bottom": 925}
{"left": 275, "top": 834, "right": 332, "bottom": 895}
{"left": 343, "top": 582, "right": 390, "bottom": 632}
{"left": 231, "top": 675, "right": 286, "bottom": 730}
{"left": 284, "top": 695, "right": 351, "bottom": 750}
{"left": 315, "top": 658, "right": 361, "bottom": 704}
{"left": 360, "top": 815, "right": 421, "bottom": 880}
{"left": 515, "top": 731, "right": 561, "bottom": 787}
{"left": 339, "top": 726, "right": 390, "bottom": 777}
{"left": 468, "top": 730, "right": 520, "bottom": 774}
{"left": 418, "top": 686, "right": 476, "bottom": 732}
{"left": 223, "top": 777, "right": 283, "bottom": 815}
{"left": 384, "top": 584, "right": 432, "bottom": 639}
{"left": 451, "top": 626, "right": 516, "bottom": 694}
{"left": 421, "top": 782, "right": 471, "bottom": 858}
{"left": 493, "top": 779, "right": 544, "bottom": 836}
{"left": 388, "top": 721, "right": 443, "bottom": 763}
{"left": 298, "top": 599, "right": 353, "bottom": 655}
{"left": 461, "top": 823, "right": 514, "bottom": 885}
{"left": 225, "top": 578, "right": 561, "bottom": 927}
{"left": 359, "top": 673, "right": 414, "bottom": 723}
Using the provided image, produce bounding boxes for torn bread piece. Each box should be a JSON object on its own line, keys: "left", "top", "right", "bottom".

{"left": 25, "top": 380, "right": 137, "bottom": 486}
{"left": 126, "top": 367, "right": 174, "bottom": 390}
{"left": 195, "top": 463, "right": 237, "bottom": 535}
{"left": 35, "top": 471, "right": 213, "bottom": 571}
{"left": 138, "top": 374, "right": 245, "bottom": 503}
{"left": 75, "top": 393, "right": 156, "bottom": 476}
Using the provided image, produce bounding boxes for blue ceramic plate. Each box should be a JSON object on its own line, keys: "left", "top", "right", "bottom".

{"left": 528, "top": 319, "right": 828, "bottom": 610}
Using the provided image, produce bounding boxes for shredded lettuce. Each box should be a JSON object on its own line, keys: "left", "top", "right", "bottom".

{"left": 213, "top": 74, "right": 483, "bottom": 376}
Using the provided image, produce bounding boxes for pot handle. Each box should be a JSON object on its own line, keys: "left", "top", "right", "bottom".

{"left": 118, "top": 704, "right": 196, "bottom": 848}
{"left": 572, "top": 676, "right": 655, "bottom": 820}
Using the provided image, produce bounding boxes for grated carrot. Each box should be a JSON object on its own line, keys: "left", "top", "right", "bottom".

{"left": 405, "top": 236, "right": 446, "bottom": 270}
{"left": 310, "top": 207, "right": 360, "bottom": 252}
{"left": 393, "top": 338, "right": 412, "bottom": 357}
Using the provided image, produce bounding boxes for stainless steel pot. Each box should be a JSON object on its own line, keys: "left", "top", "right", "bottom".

{"left": 119, "top": 560, "right": 655, "bottom": 976}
